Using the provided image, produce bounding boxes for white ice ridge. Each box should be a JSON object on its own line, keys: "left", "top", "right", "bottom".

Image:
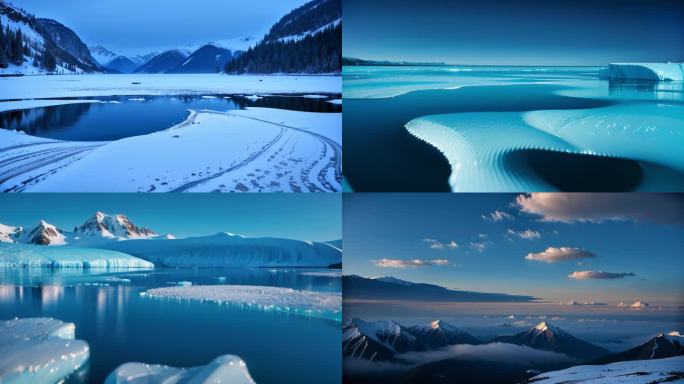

{"left": 0, "top": 242, "right": 155, "bottom": 268}
{"left": 406, "top": 101, "right": 684, "bottom": 192}
{"left": 0, "top": 317, "right": 90, "bottom": 384}
{"left": 141, "top": 285, "right": 342, "bottom": 321}
{"left": 0, "top": 74, "right": 340, "bottom": 100}
{"left": 104, "top": 355, "right": 256, "bottom": 384}
{"left": 609, "top": 63, "right": 684, "bottom": 81}
{"left": 0, "top": 108, "right": 341, "bottom": 192}
{"left": 529, "top": 356, "right": 684, "bottom": 384}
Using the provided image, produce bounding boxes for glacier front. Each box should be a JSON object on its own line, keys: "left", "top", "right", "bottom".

{"left": 0, "top": 317, "right": 90, "bottom": 384}
{"left": 609, "top": 63, "right": 684, "bottom": 81}
{"left": 101, "top": 232, "right": 342, "bottom": 268}
{"left": 104, "top": 354, "right": 256, "bottom": 384}
{"left": 0, "top": 242, "right": 154, "bottom": 268}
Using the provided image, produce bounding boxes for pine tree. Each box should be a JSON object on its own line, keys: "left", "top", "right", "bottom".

{"left": 0, "top": 19, "right": 7, "bottom": 68}
{"left": 42, "top": 48, "right": 56, "bottom": 71}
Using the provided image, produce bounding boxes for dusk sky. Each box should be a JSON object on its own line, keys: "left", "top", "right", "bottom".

{"left": 11, "top": 0, "right": 308, "bottom": 55}
{"left": 0, "top": 194, "right": 341, "bottom": 241}
{"left": 344, "top": 193, "right": 684, "bottom": 305}
{"left": 343, "top": 0, "right": 684, "bottom": 65}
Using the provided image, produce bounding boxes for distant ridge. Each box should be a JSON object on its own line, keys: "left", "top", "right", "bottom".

{"left": 342, "top": 57, "right": 446, "bottom": 66}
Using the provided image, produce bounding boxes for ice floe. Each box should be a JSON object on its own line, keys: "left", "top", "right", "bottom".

{"left": 141, "top": 285, "right": 342, "bottom": 321}
{"left": 0, "top": 317, "right": 89, "bottom": 383}
{"left": 104, "top": 354, "right": 255, "bottom": 384}
{"left": 0, "top": 242, "right": 155, "bottom": 269}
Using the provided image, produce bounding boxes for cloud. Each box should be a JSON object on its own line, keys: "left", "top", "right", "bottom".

{"left": 482, "top": 210, "right": 514, "bottom": 222}
{"left": 566, "top": 300, "right": 607, "bottom": 306}
{"left": 569, "top": 271, "right": 635, "bottom": 280}
{"left": 515, "top": 193, "right": 684, "bottom": 225}
{"left": 469, "top": 241, "right": 488, "bottom": 253}
{"left": 618, "top": 301, "right": 650, "bottom": 309}
{"left": 525, "top": 247, "right": 595, "bottom": 263}
{"left": 507, "top": 229, "right": 541, "bottom": 240}
{"left": 423, "top": 238, "right": 458, "bottom": 250}
{"left": 374, "top": 258, "right": 450, "bottom": 268}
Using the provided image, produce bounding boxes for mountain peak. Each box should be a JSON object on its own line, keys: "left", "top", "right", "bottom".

{"left": 533, "top": 321, "right": 562, "bottom": 334}
{"left": 75, "top": 212, "right": 156, "bottom": 240}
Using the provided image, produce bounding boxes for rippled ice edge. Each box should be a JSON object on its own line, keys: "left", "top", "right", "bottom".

{"left": 346, "top": 66, "right": 684, "bottom": 191}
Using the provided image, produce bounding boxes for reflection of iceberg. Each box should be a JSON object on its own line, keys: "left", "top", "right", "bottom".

{"left": 141, "top": 285, "right": 342, "bottom": 321}
{"left": 105, "top": 355, "right": 256, "bottom": 384}
{"left": 609, "top": 63, "right": 684, "bottom": 81}
{"left": 0, "top": 242, "right": 154, "bottom": 269}
{"left": 0, "top": 317, "right": 90, "bottom": 383}
{"left": 407, "top": 102, "right": 684, "bottom": 191}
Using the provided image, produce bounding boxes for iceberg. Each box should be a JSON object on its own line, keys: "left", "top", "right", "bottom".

{"left": 141, "top": 285, "right": 342, "bottom": 321}
{"left": 529, "top": 356, "right": 684, "bottom": 384}
{"left": 609, "top": 63, "right": 684, "bottom": 81}
{"left": 0, "top": 242, "right": 154, "bottom": 269}
{"left": 104, "top": 355, "right": 255, "bottom": 384}
{"left": 0, "top": 317, "right": 90, "bottom": 384}
{"left": 101, "top": 233, "right": 341, "bottom": 268}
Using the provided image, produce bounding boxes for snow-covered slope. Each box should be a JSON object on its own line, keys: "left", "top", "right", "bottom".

{"left": 105, "top": 355, "right": 256, "bottom": 384}
{"left": 0, "top": 242, "right": 154, "bottom": 268}
{"left": 529, "top": 356, "right": 684, "bottom": 384}
{"left": 0, "top": 317, "right": 90, "bottom": 383}
{"left": 72, "top": 211, "right": 157, "bottom": 243}
{"left": 343, "top": 318, "right": 422, "bottom": 361}
{"left": 408, "top": 320, "right": 481, "bottom": 349}
{"left": 609, "top": 63, "right": 684, "bottom": 81}
{"left": 169, "top": 44, "right": 238, "bottom": 74}
{"left": 101, "top": 232, "right": 342, "bottom": 268}
{"left": 134, "top": 49, "right": 189, "bottom": 73}
{"left": 16, "top": 220, "right": 66, "bottom": 245}
{"left": 0, "top": 223, "right": 20, "bottom": 243}
{"left": 594, "top": 331, "right": 683, "bottom": 364}
{"left": 89, "top": 45, "right": 157, "bottom": 73}
{"left": 494, "top": 321, "right": 609, "bottom": 361}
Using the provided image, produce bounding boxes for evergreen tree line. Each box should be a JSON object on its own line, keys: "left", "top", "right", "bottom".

{"left": 225, "top": 24, "right": 341, "bottom": 74}
{"left": 0, "top": 18, "right": 57, "bottom": 71}
{"left": 264, "top": 0, "right": 341, "bottom": 41}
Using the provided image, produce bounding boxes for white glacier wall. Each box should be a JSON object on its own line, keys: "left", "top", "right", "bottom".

{"left": 0, "top": 242, "right": 154, "bottom": 269}
{"left": 0, "top": 318, "right": 90, "bottom": 384}
{"left": 101, "top": 233, "right": 342, "bottom": 268}
{"left": 609, "top": 63, "right": 684, "bottom": 81}
{"left": 104, "top": 355, "right": 256, "bottom": 384}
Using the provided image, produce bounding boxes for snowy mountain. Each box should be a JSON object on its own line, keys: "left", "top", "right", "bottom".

{"left": 494, "top": 322, "right": 609, "bottom": 361}
{"left": 343, "top": 275, "right": 536, "bottom": 302}
{"left": 72, "top": 211, "right": 157, "bottom": 242}
{"left": 343, "top": 318, "right": 423, "bottom": 361}
{"left": 0, "top": 1, "right": 103, "bottom": 74}
{"left": 100, "top": 232, "right": 342, "bottom": 268}
{"left": 134, "top": 49, "right": 189, "bottom": 73}
{"left": 15, "top": 220, "right": 66, "bottom": 245}
{"left": 225, "top": 0, "right": 341, "bottom": 73}
{"left": 88, "top": 45, "right": 157, "bottom": 73}
{"left": 593, "top": 331, "right": 683, "bottom": 364}
{"left": 408, "top": 320, "right": 481, "bottom": 349}
{"left": 528, "top": 356, "right": 684, "bottom": 384}
{"left": 168, "top": 44, "right": 239, "bottom": 74}
{"left": 0, "top": 223, "right": 20, "bottom": 243}
{"left": 89, "top": 45, "right": 117, "bottom": 65}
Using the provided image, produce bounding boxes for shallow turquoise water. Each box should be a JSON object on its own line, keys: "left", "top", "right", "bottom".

{"left": 0, "top": 268, "right": 341, "bottom": 383}
{"left": 343, "top": 65, "right": 684, "bottom": 192}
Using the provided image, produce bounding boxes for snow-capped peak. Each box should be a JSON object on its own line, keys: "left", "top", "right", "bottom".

{"left": 74, "top": 212, "right": 156, "bottom": 240}
{"left": 17, "top": 220, "right": 66, "bottom": 246}
{"left": 0, "top": 223, "right": 21, "bottom": 243}
{"left": 532, "top": 321, "right": 562, "bottom": 335}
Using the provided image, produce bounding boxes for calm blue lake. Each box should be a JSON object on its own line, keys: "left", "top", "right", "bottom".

{"left": 0, "top": 94, "right": 341, "bottom": 141}
{"left": 0, "top": 268, "right": 341, "bottom": 384}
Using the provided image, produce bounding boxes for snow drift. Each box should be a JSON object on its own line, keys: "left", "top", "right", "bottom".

{"left": 529, "top": 356, "right": 684, "bottom": 383}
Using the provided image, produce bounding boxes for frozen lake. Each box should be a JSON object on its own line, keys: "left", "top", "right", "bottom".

{"left": 0, "top": 268, "right": 342, "bottom": 383}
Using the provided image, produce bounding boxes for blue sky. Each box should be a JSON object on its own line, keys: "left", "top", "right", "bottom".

{"left": 10, "top": 0, "right": 307, "bottom": 55}
{"left": 344, "top": 193, "right": 684, "bottom": 305}
{"left": 344, "top": 0, "right": 684, "bottom": 65}
{"left": 0, "top": 194, "right": 341, "bottom": 241}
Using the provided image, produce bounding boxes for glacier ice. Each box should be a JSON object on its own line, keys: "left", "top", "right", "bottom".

{"left": 104, "top": 354, "right": 255, "bottom": 384}
{"left": 0, "top": 242, "right": 154, "bottom": 269}
{"left": 0, "top": 317, "right": 90, "bottom": 384}
{"left": 141, "top": 285, "right": 342, "bottom": 321}
{"left": 609, "top": 63, "right": 684, "bottom": 81}
{"left": 530, "top": 356, "right": 684, "bottom": 384}
{"left": 101, "top": 233, "right": 341, "bottom": 268}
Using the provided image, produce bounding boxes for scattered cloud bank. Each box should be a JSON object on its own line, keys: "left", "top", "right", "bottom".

{"left": 423, "top": 238, "right": 458, "bottom": 250}
{"left": 507, "top": 229, "right": 541, "bottom": 240}
{"left": 469, "top": 241, "right": 489, "bottom": 253}
{"left": 482, "top": 210, "right": 515, "bottom": 222}
{"left": 569, "top": 271, "right": 635, "bottom": 280}
{"left": 374, "top": 258, "right": 450, "bottom": 268}
{"left": 526, "top": 247, "right": 595, "bottom": 263}
{"left": 515, "top": 193, "right": 684, "bottom": 224}
{"left": 566, "top": 300, "right": 607, "bottom": 306}
{"left": 618, "top": 301, "right": 650, "bottom": 309}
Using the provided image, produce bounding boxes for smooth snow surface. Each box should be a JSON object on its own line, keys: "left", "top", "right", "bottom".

{"left": 530, "top": 356, "right": 684, "bottom": 384}
{"left": 104, "top": 355, "right": 256, "bottom": 384}
{"left": 0, "top": 107, "right": 341, "bottom": 192}
{"left": 0, "top": 317, "right": 89, "bottom": 384}
{"left": 141, "top": 285, "right": 342, "bottom": 321}
{"left": 0, "top": 74, "right": 340, "bottom": 100}
{"left": 101, "top": 233, "right": 341, "bottom": 268}
{"left": 609, "top": 63, "right": 684, "bottom": 81}
{"left": 0, "top": 242, "right": 154, "bottom": 268}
